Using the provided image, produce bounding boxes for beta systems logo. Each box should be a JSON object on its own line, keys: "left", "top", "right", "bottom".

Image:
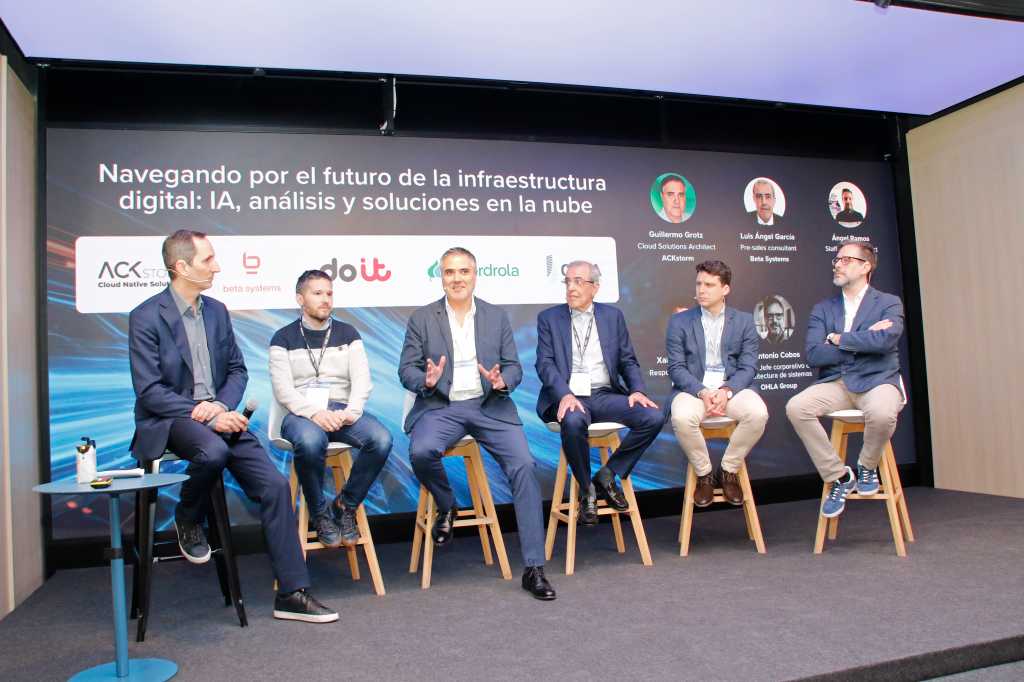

{"left": 426, "top": 260, "right": 521, "bottom": 279}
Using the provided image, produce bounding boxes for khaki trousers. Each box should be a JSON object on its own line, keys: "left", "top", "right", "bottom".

{"left": 785, "top": 379, "right": 903, "bottom": 483}
{"left": 670, "top": 389, "right": 769, "bottom": 476}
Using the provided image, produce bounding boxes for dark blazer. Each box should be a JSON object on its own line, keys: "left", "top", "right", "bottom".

{"left": 535, "top": 303, "right": 647, "bottom": 420}
{"left": 398, "top": 296, "right": 523, "bottom": 433}
{"left": 665, "top": 306, "right": 759, "bottom": 405}
{"left": 805, "top": 286, "right": 903, "bottom": 394}
{"left": 128, "top": 287, "right": 247, "bottom": 462}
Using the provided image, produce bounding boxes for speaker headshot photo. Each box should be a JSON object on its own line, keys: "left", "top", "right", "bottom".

{"left": 755, "top": 294, "right": 795, "bottom": 344}
{"left": 651, "top": 173, "right": 696, "bottom": 224}
{"left": 829, "top": 182, "right": 867, "bottom": 227}
{"left": 743, "top": 177, "right": 786, "bottom": 226}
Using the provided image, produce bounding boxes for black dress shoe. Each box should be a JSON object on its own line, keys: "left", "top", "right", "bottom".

{"left": 578, "top": 483, "right": 598, "bottom": 526}
{"left": 521, "top": 566, "right": 556, "bottom": 601}
{"left": 431, "top": 506, "right": 457, "bottom": 546}
{"left": 592, "top": 467, "right": 629, "bottom": 511}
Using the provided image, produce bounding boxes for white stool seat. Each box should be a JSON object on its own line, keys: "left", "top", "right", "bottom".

{"left": 825, "top": 409, "right": 865, "bottom": 423}
{"left": 699, "top": 416, "right": 737, "bottom": 428}
{"left": 545, "top": 421, "right": 625, "bottom": 439}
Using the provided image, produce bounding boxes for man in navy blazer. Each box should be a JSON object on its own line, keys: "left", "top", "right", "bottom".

{"left": 399, "top": 247, "right": 555, "bottom": 600}
{"left": 786, "top": 240, "right": 905, "bottom": 518}
{"left": 129, "top": 230, "right": 336, "bottom": 623}
{"left": 666, "top": 260, "right": 768, "bottom": 506}
{"left": 535, "top": 260, "right": 663, "bottom": 525}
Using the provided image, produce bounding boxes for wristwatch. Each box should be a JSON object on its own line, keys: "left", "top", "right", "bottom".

{"left": 826, "top": 333, "right": 837, "bottom": 346}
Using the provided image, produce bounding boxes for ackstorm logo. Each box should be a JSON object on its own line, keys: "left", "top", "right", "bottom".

{"left": 426, "top": 260, "right": 521, "bottom": 279}
{"left": 96, "top": 260, "right": 168, "bottom": 289}
{"left": 319, "top": 257, "right": 392, "bottom": 283}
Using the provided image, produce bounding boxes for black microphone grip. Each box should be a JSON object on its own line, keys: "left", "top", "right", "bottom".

{"left": 229, "top": 399, "right": 259, "bottom": 444}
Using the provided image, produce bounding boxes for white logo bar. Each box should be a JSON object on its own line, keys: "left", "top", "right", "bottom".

{"left": 74, "top": 235, "right": 619, "bottom": 313}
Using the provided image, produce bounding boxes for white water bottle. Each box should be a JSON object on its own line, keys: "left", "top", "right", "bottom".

{"left": 75, "top": 437, "right": 97, "bottom": 484}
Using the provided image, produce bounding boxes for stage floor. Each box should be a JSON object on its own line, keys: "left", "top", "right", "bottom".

{"left": 2, "top": 488, "right": 1022, "bottom": 681}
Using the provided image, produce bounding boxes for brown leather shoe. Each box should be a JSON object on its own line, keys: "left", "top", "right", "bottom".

{"left": 719, "top": 469, "right": 744, "bottom": 506}
{"left": 694, "top": 472, "right": 715, "bottom": 507}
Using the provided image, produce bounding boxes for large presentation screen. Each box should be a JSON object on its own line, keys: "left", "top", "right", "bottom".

{"left": 46, "top": 128, "right": 914, "bottom": 539}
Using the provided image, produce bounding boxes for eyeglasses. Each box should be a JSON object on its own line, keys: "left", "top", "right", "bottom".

{"left": 562, "top": 277, "right": 595, "bottom": 288}
{"left": 831, "top": 255, "right": 867, "bottom": 267}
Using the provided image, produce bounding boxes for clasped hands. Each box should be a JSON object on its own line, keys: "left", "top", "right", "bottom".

{"left": 191, "top": 401, "right": 248, "bottom": 433}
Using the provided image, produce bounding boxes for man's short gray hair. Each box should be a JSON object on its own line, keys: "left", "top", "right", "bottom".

{"left": 566, "top": 260, "right": 601, "bottom": 284}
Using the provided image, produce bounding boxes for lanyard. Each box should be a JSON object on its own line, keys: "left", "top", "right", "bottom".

{"left": 571, "top": 314, "right": 595, "bottom": 369}
{"left": 298, "top": 318, "right": 332, "bottom": 379}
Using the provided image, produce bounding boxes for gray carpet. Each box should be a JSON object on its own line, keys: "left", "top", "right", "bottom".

{"left": 1, "top": 488, "right": 1022, "bottom": 681}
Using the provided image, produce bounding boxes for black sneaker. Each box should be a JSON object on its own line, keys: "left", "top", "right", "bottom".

{"left": 273, "top": 589, "right": 339, "bottom": 624}
{"left": 314, "top": 513, "right": 343, "bottom": 549}
{"left": 174, "top": 517, "right": 211, "bottom": 564}
{"left": 332, "top": 497, "right": 361, "bottom": 547}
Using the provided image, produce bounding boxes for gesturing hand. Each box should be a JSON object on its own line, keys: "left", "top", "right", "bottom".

{"left": 424, "top": 355, "right": 447, "bottom": 389}
{"left": 477, "top": 363, "right": 506, "bottom": 390}
{"left": 557, "top": 393, "right": 586, "bottom": 421}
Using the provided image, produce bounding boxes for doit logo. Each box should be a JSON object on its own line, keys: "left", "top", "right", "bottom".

{"left": 320, "top": 257, "right": 392, "bottom": 283}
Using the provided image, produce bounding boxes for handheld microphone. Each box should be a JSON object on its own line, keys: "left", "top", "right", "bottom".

{"left": 230, "top": 398, "right": 259, "bottom": 444}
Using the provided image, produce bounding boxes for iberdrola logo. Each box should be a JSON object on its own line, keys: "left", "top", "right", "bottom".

{"left": 426, "top": 260, "right": 520, "bottom": 279}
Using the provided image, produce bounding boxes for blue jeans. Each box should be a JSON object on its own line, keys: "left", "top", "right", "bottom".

{"left": 281, "top": 401, "right": 393, "bottom": 517}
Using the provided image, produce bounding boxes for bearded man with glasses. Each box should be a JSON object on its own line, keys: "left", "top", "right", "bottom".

{"left": 535, "top": 260, "right": 664, "bottom": 525}
{"left": 786, "top": 240, "right": 906, "bottom": 519}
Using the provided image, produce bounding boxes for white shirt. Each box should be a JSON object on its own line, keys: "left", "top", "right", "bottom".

{"left": 842, "top": 284, "right": 870, "bottom": 333}
{"left": 700, "top": 306, "right": 726, "bottom": 371}
{"left": 570, "top": 305, "right": 611, "bottom": 389}
{"left": 446, "top": 298, "right": 484, "bottom": 401}
{"left": 756, "top": 213, "right": 775, "bottom": 226}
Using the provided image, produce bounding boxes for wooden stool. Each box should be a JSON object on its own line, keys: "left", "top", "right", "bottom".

{"left": 813, "top": 410, "right": 913, "bottom": 557}
{"left": 544, "top": 422, "right": 652, "bottom": 575}
{"left": 286, "top": 447, "right": 386, "bottom": 595}
{"left": 409, "top": 435, "right": 512, "bottom": 589}
{"left": 678, "top": 417, "right": 766, "bottom": 556}
{"left": 268, "top": 398, "right": 385, "bottom": 595}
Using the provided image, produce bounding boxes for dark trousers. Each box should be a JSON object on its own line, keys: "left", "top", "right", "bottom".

{"left": 408, "top": 397, "right": 546, "bottom": 567}
{"left": 281, "top": 402, "right": 393, "bottom": 516}
{"left": 543, "top": 388, "right": 665, "bottom": 487}
{"left": 167, "top": 418, "right": 309, "bottom": 593}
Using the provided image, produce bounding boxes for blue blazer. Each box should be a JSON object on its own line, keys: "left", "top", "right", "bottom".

{"left": 665, "top": 306, "right": 760, "bottom": 404}
{"left": 805, "top": 286, "right": 904, "bottom": 394}
{"left": 398, "top": 297, "right": 523, "bottom": 433}
{"left": 128, "top": 287, "right": 247, "bottom": 462}
{"left": 535, "top": 303, "right": 647, "bottom": 420}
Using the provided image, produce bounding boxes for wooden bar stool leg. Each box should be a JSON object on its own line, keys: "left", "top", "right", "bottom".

{"left": 409, "top": 488, "right": 428, "bottom": 573}
{"left": 545, "top": 454, "right": 568, "bottom": 561}
{"left": 338, "top": 452, "right": 383, "bottom": 592}
{"left": 738, "top": 465, "right": 766, "bottom": 553}
{"left": 600, "top": 447, "right": 627, "bottom": 554}
{"left": 565, "top": 475, "right": 579, "bottom": 575}
{"left": 420, "top": 493, "right": 436, "bottom": 589}
{"left": 680, "top": 464, "right": 697, "bottom": 556}
{"left": 470, "top": 451, "right": 512, "bottom": 580}
{"left": 620, "top": 475, "right": 652, "bottom": 565}
{"left": 466, "top": 453, "right": 494, "bottom": 565}
{"left": 878, "top": 451, "right": 907, "bottom": 557}
{"left": 328, "top": 460, "right": 361, "bottom": 581}
{"left": 886, "top": 445, "right": 914, "bottom": 542}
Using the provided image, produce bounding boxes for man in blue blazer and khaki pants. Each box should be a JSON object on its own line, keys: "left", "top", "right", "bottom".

{"left": 666, "top": 260, "right": 768, "bottom": 506}
{"left": 399, "top": 246, "right": 555, "bottom": 600}
{"left": 786, "top": 240, "right": 904, "bottom": 518}
{"left": 535, "top": 260, "right": 664, "bottom": 525}
{"left": 129, "top": 229, "right": 336, "bottom": 623}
